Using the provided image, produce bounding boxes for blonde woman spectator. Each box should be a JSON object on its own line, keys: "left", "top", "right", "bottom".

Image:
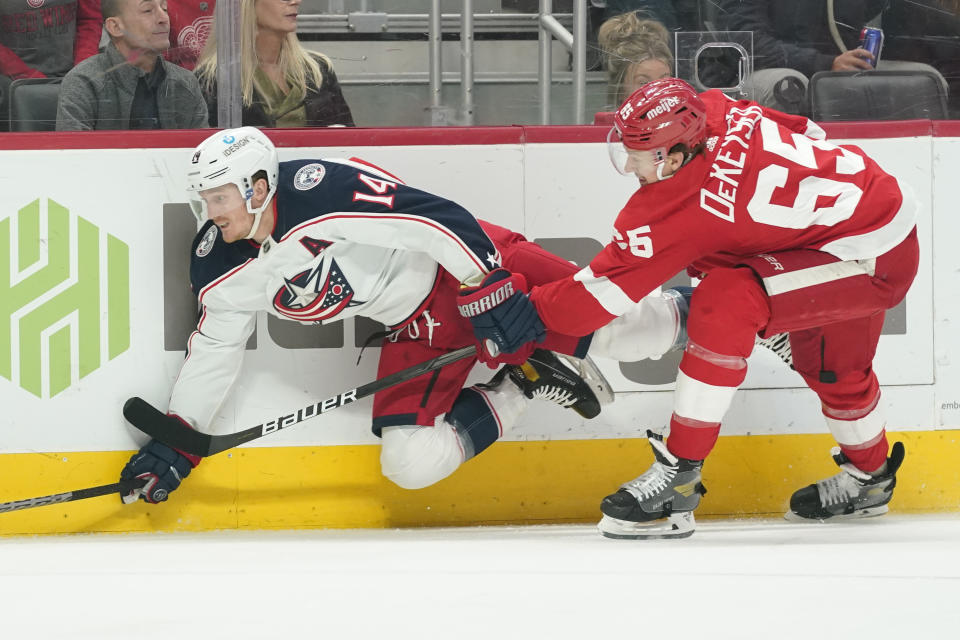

{"left": 598, "top": 12, "right": 672, "bottom": 107}
{"left": 195, "top": 0, "right": 353, "bottom": 127}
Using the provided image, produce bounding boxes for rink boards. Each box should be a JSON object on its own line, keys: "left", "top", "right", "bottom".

{"left": 1, "top": 122, "right": 958, "bottom": 534}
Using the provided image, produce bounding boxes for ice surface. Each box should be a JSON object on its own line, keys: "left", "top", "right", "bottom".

{"left": 1, "top": 514, "right": 958, "bottom": 639}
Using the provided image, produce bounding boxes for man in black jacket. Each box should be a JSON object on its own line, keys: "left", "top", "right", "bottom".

{"left": 718, "top": 0, "right": 947, "bottom": 114}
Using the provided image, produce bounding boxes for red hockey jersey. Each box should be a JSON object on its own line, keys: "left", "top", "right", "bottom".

{"left": 530, "top": 90, "right": 918, "bottom": 337}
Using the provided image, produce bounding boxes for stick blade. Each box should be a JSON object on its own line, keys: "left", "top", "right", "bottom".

{"left": 123, "top": 397, "right": 212, "bottom": 457}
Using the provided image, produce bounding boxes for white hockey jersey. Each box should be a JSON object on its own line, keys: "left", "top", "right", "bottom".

{"left": 168, "top": 157, "right": 501, "bottom": 433}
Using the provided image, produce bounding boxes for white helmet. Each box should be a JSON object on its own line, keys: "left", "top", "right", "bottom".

{"left": 186, "top": 126, "right": 279, "bottom": 239}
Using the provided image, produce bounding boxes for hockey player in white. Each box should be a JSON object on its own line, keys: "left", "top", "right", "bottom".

{"left": 119, "top": 127, "right": 692, "bottom": 504}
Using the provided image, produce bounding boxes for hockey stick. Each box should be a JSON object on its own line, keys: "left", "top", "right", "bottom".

{"left": 124, "top": 344, "right": 476, "bottom": 457}
{"left": 0, "top": 480, "right": 142, "bottom": 514}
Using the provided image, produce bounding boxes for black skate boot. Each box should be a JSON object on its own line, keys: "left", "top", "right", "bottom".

{"left": 787, "top": 441, "right": 905, "bottom": 521}
{"left": 599, "top": 431, "right": 706, "bottom": 539}
{"left": 489, "top": 349, "right": 611, "bottom": 419}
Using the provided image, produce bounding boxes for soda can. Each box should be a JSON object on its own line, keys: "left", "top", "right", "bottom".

{"left": 859, "top": 27, "right": 884, "bottom": 67}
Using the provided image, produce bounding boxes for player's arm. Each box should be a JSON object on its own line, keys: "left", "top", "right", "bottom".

{"left": 120, "top": 305, "right": 255, "bottom": 505}
{"left": 314, "top": 160, "right": 499, "bottom": 286}
{"left": 302, "top": 160, "right": 543, "bottom": 357}
{"left": 530, "top": 215, "right": 704, "bottom": 337}
{"left": 119, "top": 236, "right": 258, "bottom": 506}
{"left": 166, "top": 306, "right": 257, "bottom": 432}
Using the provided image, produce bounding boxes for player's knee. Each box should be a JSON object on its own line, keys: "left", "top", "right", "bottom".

{"left": 380, "top": 423, "right": 464, "bottom": 490}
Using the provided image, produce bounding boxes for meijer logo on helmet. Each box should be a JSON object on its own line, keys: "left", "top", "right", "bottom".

{"left": 645, "top": 96, "right": 680, "bottom": 119}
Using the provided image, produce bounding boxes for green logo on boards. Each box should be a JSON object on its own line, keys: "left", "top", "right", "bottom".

{"left": 0, "top": 199, "right": 130, "bottom": 398}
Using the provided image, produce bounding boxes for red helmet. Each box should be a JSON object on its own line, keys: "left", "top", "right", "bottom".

{"left": 613, "top": 78, "right": 707, "bottom": 152}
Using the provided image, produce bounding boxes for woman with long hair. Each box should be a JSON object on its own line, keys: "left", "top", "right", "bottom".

{"left": 195, "top": 0, "right": 354, "bottom": 127}
{"left": 598, "top": 12, "right": 673, "bottom": 108}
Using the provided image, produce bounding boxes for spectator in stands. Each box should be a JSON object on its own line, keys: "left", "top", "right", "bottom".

{"left": 194, "top": 0, "right": 354, "bottom": 128}
{"left": 587, "top": 1, "right": 699, "bottom": 71}
{"left": 598, "top": 1, "right": 680, "bottom": 30}
{"left": 0, "top": 0, "right": 102, "bottom": 129}
{"left": 166, "top": 0, "right": 215, "bottom": 71}
{"left": 718, "top": 0, "right": 949, "bottom": 114}
{"left": 56, "top": 0, "right": 208, "bottom": 130}
{"left": 597, "top": 11, "right": 672, "bottom": 107}
{"left": 883, "top": 0, "right": 960, "bottom": 118}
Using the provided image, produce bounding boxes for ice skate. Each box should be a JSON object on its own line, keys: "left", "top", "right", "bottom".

{"left": 786, "top": 441, "right": 905, "bottom": 521}
{"left": 599, "top": 431, "right": 706, "bottom": 539}
{"left": 482, "top": 349, "right": 611, "bottom": 419}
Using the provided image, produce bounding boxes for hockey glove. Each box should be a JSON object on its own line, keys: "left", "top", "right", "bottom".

{"left": 120, "top": 439, "right": 201, "bottom": 504}
{"left": 457, "top": 269, "right": 546, "bottom": 360}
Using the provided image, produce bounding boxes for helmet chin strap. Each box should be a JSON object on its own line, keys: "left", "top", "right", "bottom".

{"left": 244, "top": 209, "right": 264, "bottom": 241}
{"left": 655, "top": 162, "right": 675, "bottom": 182}
{"left": 242, "top": 190, "right": 276, "bottom": 241}
{"left": 654, "top": 150, "right": 697, "bottom": 182}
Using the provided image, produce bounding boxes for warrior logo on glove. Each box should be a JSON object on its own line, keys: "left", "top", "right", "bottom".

{"left": 457, "top": 280, "right": 516, "bottom": 318}
{"left": 456, "top": 269, "right": 546, "bottom": 358}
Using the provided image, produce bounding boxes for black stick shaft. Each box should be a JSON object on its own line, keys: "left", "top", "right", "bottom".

{"left": 125, "top": 345, "right": 477, "bottom": 457}
{"left": 0, "top": 482, "right": 123, "bottom": 514}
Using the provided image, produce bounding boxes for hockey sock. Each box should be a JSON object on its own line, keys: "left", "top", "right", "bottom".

{"left": 667, "top": 414, "right": 719, "bottom": 462}
{"left": 822, "top": 391, "right": 888, "bottom": 473}
{"left": 446, "top": 380, "right": 526, "bottom": 460}
{"left": 839, "top": 433, "right": 890, "bottom": 474}
{"left": 666, "top": 340, "right": 749, "bottom": 461}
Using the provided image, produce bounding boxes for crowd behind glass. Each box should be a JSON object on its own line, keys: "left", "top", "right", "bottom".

{"left": 0, "top": 0, "right": 957, "bottom": 132}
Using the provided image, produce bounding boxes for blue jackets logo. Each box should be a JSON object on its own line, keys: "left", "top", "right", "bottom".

{"left": 294, "top": 163, "right": 326, "bottom": 191}
{"left": 196, "top": 225, "right": 218, "bottom": 257}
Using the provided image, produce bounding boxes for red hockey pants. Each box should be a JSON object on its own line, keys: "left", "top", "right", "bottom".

{"left": 667, "top": 228, "right": 919, "bottom": 472}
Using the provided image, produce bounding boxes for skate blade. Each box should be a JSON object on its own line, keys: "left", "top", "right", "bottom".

{"left": 557, "top": 353, "right": 615, "bottom": 405}
{"left": 598, "top": 512, "right": 695, "bottom": 539}
{"left": 783, "top": 504, "right": 889, "bottom": 523}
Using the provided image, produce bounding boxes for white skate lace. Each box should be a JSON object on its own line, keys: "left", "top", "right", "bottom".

{"left": 555, "top": 353, "right": 615, "bottom": 405}
{"left": 756, "top": 332, "right": 793, "bottom": 367}
{"left": 622, "top": 462, "right": 677, "bottom": 501}
{"left": 529, "top": 386, "right": 576, "bottom": 408}
{"left": 817, "top": 470, "right": 864, "bottom": 507}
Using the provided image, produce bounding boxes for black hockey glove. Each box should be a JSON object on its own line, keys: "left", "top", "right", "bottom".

{"left": 120, "top": 439, "right": 200, "bottom": 504}
{"left": 457, "top": 269, "right": 546, "bottom": 360}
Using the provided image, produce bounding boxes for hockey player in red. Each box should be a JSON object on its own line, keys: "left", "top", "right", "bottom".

{"left": 522, "top": 78, "right": 917, "bottom": 538}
